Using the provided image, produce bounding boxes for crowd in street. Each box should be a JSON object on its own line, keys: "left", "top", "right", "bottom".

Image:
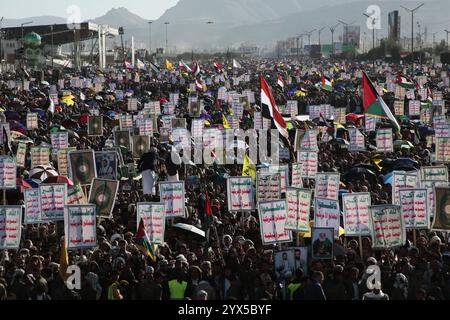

{"left": 0, "top": 57, "right": 450, "bottom": 301}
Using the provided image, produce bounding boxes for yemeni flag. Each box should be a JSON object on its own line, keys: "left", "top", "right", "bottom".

{"left": 135, "top": 218, "right": 156, "bottom": 262}
{"left": 363, "top": 71, "right": 400, "bottom": 132}
{"left": 214, "top": 62, "right": 223, "bottom": 73}
{"left": 192, "top": 62, "right": 201, "bottom": 76}
{"left": 396, "top": 74, "right": 415, "bottom": 89}
{"left": 204, "top": 190, "right": 214, "bottom": 228}
{"left": 277, "top": 75, "right": 285, "bottom": 89}
{"left": 260, "top": 75, "right": 289, "bottom": 140}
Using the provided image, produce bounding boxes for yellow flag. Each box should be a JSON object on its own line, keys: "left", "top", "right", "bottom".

{"left": 242, "top": 154, "right": 256, "bottom": 183}
{"left": 223, "top": 114, "right": 230, "bottom": 129}
{"left": 165, "top": 59, "right": 174, "bottom": 71}
{"left": 59, "top": 237, "right": 69, "bottom": 282}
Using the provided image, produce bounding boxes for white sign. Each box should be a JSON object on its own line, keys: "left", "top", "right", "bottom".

{"left": 65, "top": 205, "right": 97, "bottom": 249}
{"left": 342, "top": 193, "right": 371, "bottom": 236}
{"left": 259, "top": 200, "right": 292, "bottom": 245}
{"left": 285, "top": 188, "right": 312, "bottom": 233}
{"left": 137, "top": 203, "right": 166, "bottom": 244}
{"left": 315, "top": 198, "right": 340, "bottom": 239}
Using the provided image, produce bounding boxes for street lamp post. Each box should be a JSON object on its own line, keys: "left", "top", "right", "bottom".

{"left": 0, "top": 17, "right": 3, "bottom": 62}
{"left": 318, "top": 27, "right": 326, "bottom": 47}
{"left": 164, "top": 22, "right": 170, "bottom": 55}
{"left": 363, "top": 13, "right": 376, "bottom": 51}
{"left": 444, "top": 30, "right": 450, "bottom": 49}
{"left": 21, "top": 21, "right": 33, "bottom": 44}
{"left": 401, "top": 3, "right": 425, "bottom": 64}
{"left": 304, "top": 29, "right": 316, "bottom": 47}
{"left": 148, "top": 21, "right": 152, "bottom": 57}
{"left": 330, "top": 23, "right": 340, "bottom": 56}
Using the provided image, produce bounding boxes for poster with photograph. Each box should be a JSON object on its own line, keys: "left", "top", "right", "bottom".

{"left": 311, "top": 228, "right": 334, "bottom": 260}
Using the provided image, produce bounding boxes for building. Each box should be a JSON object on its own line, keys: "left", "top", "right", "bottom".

{"left": 388, "top": 11, "right": 401, "bottom": 42}
{"left": 343, "top": 26, "right": 360, "bottom": 49}
{"left": 1, "top": 22, "right": 118, "bottom": 69}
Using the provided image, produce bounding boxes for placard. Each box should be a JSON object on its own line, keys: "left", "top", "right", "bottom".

{"left": 0, "top": 206, "right": 22, "bottom": 249}
{"left": 127, "top": 98, "right": 138, "bottom": 111}
{"left": 348, "top": 128, "right": 366, "bottom": 152}
{"left": 119, "top": 114, "right": 133, "bottom": 130}
{"left": 369, "top": 205, "right": 405, "bottom": 249}
{"left": 88, "top": 179, "right": 119, "bottom": 218}
{"left": 227, "top": 177, "right": 255, "bottom": 212}
{"left": 315, "top": 173, "right": 340, "bottom": 200}
{"left": 50, "top": 132, "right": 69, "bottom": 151}
{"left": 40, "top": 184, "right": 67, "bottom": 221}
{"left": 262, "top": 165, "right": 289, "bottom": 194}
{"left": 24, "top": 189, "right": 41, "bottom": 224}
{"left": 256, "top": 173, "right": 281, "bottom": 202}
{"left": 376, "top": 128, "right": 393, "bottom": 153}
{"left": 342, "top": 193, "right": 371, "bottom": 236}
{"left": 65, "top": 205, "right": 97, "bottom": 249}
{"left": 137, "top": 118, "right": 154, "bottom": 136}
{"left": 300, "top": 129, "right": 318, "bottom": 152}
{"left": 291, "top": 163, "right": 303, "bottom": 188}
{"left": 87, "top": 116, "right": 103, "bottom": 137}
{"left": 95, "top": 151, "right": 118, "bottom": 181}
{"left": 31, "top": 147, "right": 50, "bottom": 168}
{"left": 67, "top": 185, "right": 88, "bottom": 205}
{"left": 0, "top": 156, "right": 16, "bottom": 189}
{"left": 68, "top": 150, "right": 97, "bottom": 186}
{"left": 433, "top": 187, "right": 450, "bottom": 230}
{"left": 15, "top": 143, "right": 26, "bottom": 168}
{"left": 26, "top": 113, "right": 39, "bottom": 129}
{"left": 159, "top": 181, "right": 186, "bottom": 218}
{"left": 436, "top": 137, "right": 450, "bottom": 162}
{"left": 399, "top": 189, "right": 429, "bottom": 229}
{"left": 259, "top": 200, "right": 292, "bottom": 245}
{"left": 409, "top": 100, "right": 420, "bottom": 116}
{"left": 298, "top": 152, "right": 318, "bottom": 179}
{"left": 314, "top": 198, "right": 340, "bottom": 239}
{"left": 137, "top": 203, "right": 166, "bottom": 244}
{"left": 57, "top": 148, "right": 76, "bottom": 177}
{"left": 285, "top": 188, "right": 312, "bottom": 233}
{"left": 421, "top": 166, "right": 448, "bottom": 181}
{"left": 392, "top": 171, "right": 419, "bottom": 205}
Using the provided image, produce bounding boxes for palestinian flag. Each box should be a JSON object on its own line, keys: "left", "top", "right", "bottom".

{"left": 260, "top": 75, "right": 289, "bottom": 140}
{"left": 363, "top": 71, "right": 400, "bottom": 132}
{"left": 322, "top": 75, "right": 333, "bottom": 92}
{"left": 135, "top": 218, "right": 156, "bottom": 262}
{"left": 396, "top": 74, "right": 415, "bottom": 89}
{"left": 179, "top": 60, "right": 192, "bottom": 73}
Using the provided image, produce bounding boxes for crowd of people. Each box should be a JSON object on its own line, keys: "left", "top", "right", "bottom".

{"left": 0, "top": 56, "right": 449, "bottom": 301}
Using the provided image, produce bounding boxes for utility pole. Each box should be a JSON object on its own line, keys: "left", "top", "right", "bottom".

{"left": 148, "top": 21, "right": 152, "bottom": 58}
{"left": 164, "top": 22, "right": 170, "bottom": 55}
{"left": 401, "top": 3, "right": 425, "bottom": 65}
{"left": 51, "top": 25, "right": 54, "bottom": 69}
{"left": 318, "top": 27, "right": 326, "bottom": 47}
{"left": 444, "top": 29, "right": 450, "bottom": 49}
{"left": 304, "top": 29, "right": 316, "bottom": 47}
{"left": 0, "top": 17, "right": 4, "bottom": 63}
{"left": 330, "top": 23, "right": 340, "bottom": 56}
{"left": 363, "top": 13, "right": 376, "bottom": 51}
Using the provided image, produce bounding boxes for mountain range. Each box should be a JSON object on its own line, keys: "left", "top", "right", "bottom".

{"left": 2, "top": 0, "right": 448, "bottom": 50}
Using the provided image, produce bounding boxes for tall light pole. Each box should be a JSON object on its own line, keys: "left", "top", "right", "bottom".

{"left": 330, "top": 23, "right": 340, "bottom": 56}
{"left": 206, "top": 21, "right": 214, "bottom": 52}
{"left": 318, "top": 27, "right": 326, "bottom": 47}
{"left": 148, "top": 21, "right": 152, "bottom": 57}
{"left": 164, "top": 22, "right": 170, "bottom": 54}
{"left": 0, "top": 17, "right": 3, "bottom": 62}
{"left": 401, "top": 3, "right": 425, "bottom": 63}
{"left": 363, "top": 13, "right": 376, "bottom": 51}
{"left": 444, "top": 29, "right": 450, "bottom": 49}
{"left": 304, "top": 29, "right": 316, "bottom": 47}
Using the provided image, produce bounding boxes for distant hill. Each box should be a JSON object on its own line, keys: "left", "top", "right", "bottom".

{"left": 2, "top": 0, "right": 446, "bottom": 51}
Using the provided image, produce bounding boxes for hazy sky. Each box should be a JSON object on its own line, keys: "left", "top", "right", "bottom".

{"left": 0, "top": 0, "right": 179, "bottom": 19}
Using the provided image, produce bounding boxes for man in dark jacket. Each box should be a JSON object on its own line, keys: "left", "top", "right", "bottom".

{"left": 304, "top": 271, "right": 326, "bottom": 300}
